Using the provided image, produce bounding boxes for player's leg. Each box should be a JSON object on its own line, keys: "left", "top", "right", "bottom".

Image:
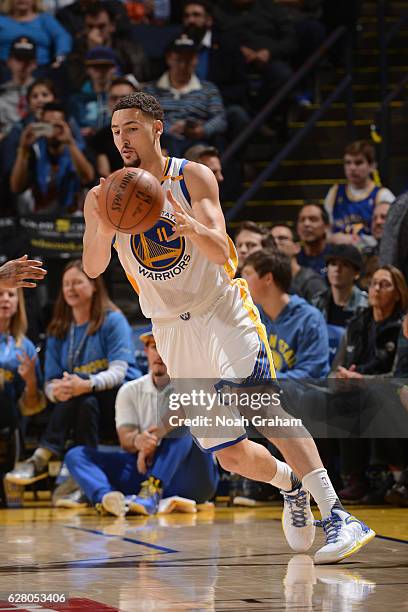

{"left": 215, "top": 281, "right": 375, "bottom": 563}
{"left": 240, "top": 386, "right": 375, "bottom": 563}
{"left": 210, "top": 282, "right": 316, "bottom": 552}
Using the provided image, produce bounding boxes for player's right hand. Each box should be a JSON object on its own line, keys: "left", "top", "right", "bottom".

{"left": 89, "top": 179, "right": 116, "bottom": 238}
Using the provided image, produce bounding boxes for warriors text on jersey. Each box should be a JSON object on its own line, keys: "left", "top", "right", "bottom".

{"left": 114, "top": 156, "right": 237, "bottom": 320}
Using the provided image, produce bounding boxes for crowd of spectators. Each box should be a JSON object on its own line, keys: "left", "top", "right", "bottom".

{"left": 0, "top": 0, "right": 355, "bottom": 218}
{"left": 0, "top": 0, "right": 407, "bottom": 512}
{"left": 229, "top": 148, "right": 408, "bottom": 505}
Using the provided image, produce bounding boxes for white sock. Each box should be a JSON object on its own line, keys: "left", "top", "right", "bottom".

{"left": 302, "top": 468, "right": 340, "bottom": 519}
{"left": 268, "top": 458, "right": 299, "bottom": 492}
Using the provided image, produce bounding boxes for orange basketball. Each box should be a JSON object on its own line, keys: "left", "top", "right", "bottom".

{"left": 99, "top": 167, "right": 164, "bottom": 234}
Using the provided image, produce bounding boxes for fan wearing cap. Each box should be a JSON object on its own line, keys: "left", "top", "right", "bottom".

{"left": 144, "top": 33, "right": 227, "bottom": 158}
{"left": 61, "top": 328, "right": 219, "bottom": 515}
{"left": 0, "top": 0, "right": 71, "bottom": 67}
{"left": 68, "top": 46, "right": 120, "bottom": 136}
{"left": 312, "top": 245, "right": 368, "bottom": 329}
{"left": 0, "top": 37, "right": 38, "bottom": 137}
{"left": 66, "top": 1, "right": 149, "bottom": 91}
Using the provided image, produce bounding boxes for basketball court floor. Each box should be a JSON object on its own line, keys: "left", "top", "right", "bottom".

{"left": 0, "top": 504, "right": 406, "bottom": 611}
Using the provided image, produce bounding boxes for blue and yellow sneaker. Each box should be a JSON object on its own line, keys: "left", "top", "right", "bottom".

{"left": 314, "top": 505, "right": 376, "bottom": 564}
{"left": 126, "top": 477, "right": 163, "bottom": 516}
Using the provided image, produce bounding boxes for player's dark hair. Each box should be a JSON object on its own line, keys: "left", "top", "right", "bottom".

{"left": 47, "top": 260, "right": 119, "bottom": 339}
{"left": 297, "top": 203, "right": 330, "bottom": 226}
{"left": 112, "top": 92, "right": 164, "bottom": 121}
{"left": 245, "top": 249, "right": 292, "bottom": 292}
{"left": 235, "top": 220, "right": 268, "bottom": 240}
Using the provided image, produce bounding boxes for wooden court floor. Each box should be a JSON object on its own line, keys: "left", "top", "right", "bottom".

{"left": 0, "top": 504, "right": 406, "bottom": 611}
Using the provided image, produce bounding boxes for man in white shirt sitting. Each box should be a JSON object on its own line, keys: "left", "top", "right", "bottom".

{"left": 63, "top": 327, "right": 219, "bottom": 516}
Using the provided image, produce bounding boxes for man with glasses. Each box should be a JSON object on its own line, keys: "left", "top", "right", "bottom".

{"left": 271, "top": 224, "right": 326, "bottom": 302}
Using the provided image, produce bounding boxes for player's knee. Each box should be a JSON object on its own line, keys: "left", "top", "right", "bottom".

{"left": 215, "top": 441, "right": 247, "bottom": 473}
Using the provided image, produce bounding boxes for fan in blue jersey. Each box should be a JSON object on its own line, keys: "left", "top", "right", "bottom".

{"left": 325, "top": 140, "right": 394, "bottom": 245}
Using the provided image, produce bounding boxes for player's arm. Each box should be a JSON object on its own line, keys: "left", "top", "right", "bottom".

{"left": 168, "top": 162, "right": 229, "bottom": 265}
{"left": 82, "top": 184, "right": 115, "bottom": 278}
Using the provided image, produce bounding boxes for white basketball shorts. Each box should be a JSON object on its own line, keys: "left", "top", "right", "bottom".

{"left": 152, "top": 279, "right": 277, "bottom": 452}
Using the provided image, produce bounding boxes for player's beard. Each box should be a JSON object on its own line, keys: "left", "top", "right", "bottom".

{"left": 124, "top": 155, "right": 141, "bottom": 168}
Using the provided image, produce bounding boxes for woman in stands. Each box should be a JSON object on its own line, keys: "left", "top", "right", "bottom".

{"left": 331, "top": 264, "right": 408, "bottom": 504}
{"left": 6, "top": 259, "right": 140, "bottom": 486}
{"left": 0, "top": 286, "right": 45, "bottom": 428}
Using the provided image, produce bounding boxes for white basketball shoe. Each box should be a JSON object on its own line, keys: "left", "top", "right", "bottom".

{"left": 314, "top": 504, "right": 376, "bottom": 564}
{"left": 281, "top": 485, "right": 316, "bottom": 552}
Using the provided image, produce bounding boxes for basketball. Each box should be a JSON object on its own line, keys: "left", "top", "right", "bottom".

{"left": 99, "top": 167, "right": 164, "bottom": 234}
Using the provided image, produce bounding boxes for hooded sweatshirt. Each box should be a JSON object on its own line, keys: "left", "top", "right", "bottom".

{"left": 259, "top": 295, "right": 330, "bottom": 380}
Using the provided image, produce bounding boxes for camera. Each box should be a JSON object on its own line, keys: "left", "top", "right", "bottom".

{"left": 31, "top": 122, "right": 55, "bottom": 138}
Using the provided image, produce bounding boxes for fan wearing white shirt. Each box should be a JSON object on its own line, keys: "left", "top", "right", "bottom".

{"left": 63, "top": 328, "right": 219, "bottom": 516}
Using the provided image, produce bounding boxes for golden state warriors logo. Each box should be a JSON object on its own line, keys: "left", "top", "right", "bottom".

{"left": 131, "top": 213, "right": 191, "bottom": 281}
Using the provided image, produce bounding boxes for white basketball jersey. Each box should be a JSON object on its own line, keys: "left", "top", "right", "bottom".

{"left": 114, "top": 156, "right": 238, "bottom": 320}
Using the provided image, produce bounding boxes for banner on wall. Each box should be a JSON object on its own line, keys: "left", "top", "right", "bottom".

{"left": 19, "top": 214, "right": 85, "bottom": 258}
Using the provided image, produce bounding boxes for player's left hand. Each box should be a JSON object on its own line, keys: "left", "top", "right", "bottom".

{"left": 166, "top": 190, "right": 199, "bottom": 240}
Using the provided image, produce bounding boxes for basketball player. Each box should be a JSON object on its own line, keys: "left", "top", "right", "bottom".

{"left": 82, "top": 92, "right": 375, "bottom": 564}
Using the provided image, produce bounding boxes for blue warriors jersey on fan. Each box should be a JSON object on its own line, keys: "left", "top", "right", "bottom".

{"left": 45, "top": 311, "right": 140, "bottom": 382}
{"left": 332, "top": 184, "right": 380, "bottom": 236}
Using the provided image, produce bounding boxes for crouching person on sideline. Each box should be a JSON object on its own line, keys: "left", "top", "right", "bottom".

{"left": 63, "top": 328, "right": 219, "bottom": 516}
